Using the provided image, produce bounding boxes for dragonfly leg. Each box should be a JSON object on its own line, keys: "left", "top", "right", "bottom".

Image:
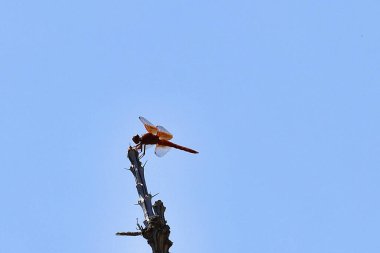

{"left": 139, "top": 144, "right": 146, "bottom": 159}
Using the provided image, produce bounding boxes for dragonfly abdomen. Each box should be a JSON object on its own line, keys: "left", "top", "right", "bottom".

{"left": 158, "top": 140, "right": 198, "bottom": 154}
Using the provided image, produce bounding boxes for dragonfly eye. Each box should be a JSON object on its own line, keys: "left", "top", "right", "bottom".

{"left": 132, "top": 134, "right": 141, "bottom": 144}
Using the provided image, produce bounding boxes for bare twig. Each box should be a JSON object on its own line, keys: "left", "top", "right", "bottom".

{"left": 117, "top": 147, "right": 172, "bottom": 253}
{"left": 116, "top": 231, "right": 142, "bottom": 236}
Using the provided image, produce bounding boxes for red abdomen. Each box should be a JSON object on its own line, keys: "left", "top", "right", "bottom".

{"left": 158, "top": 140, "right": 198, "bottom": 154}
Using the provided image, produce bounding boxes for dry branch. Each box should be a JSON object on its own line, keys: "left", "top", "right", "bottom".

{"left": 116, "top": 147, "right": 173, "bottom": 253}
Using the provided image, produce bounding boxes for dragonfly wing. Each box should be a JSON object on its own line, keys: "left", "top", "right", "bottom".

{"left": 155, "top": 144, "right": 172, "bottom": 157}
{"left": 139, "top": 116, "right": 158, "bottom": 135}
{"left": 145, "top": 144, "right": 154, "bottom": 150}
{"left": 157, "top": 125, "right": 173, "bottom": 140}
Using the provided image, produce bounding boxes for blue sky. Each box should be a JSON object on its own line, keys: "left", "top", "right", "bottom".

{"left": 1, "top": 1, "right": 379, "bottom": 252}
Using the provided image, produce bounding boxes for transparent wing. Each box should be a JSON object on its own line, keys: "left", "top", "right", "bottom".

{"left": 156, "top": 125, "right": 173, "bottom": 140}
{"left": 145, "top": 144, "right": 154, "bottom": 150}
{"left": 139, "top": 116, "right": 158, "bottom": 135}
{"left": 154, "top": 144, "right": 172, "bottom": 157}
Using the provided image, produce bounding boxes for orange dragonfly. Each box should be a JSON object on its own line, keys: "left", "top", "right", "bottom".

{"left": 132, "top": 116, "right": 198, "bottom": 157}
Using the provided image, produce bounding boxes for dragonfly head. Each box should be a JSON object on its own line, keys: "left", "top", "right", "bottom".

{"left": 132, "top": 134, "right": 141, "bottom": 144}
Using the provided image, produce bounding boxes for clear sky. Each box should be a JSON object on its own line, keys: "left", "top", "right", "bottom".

{"left": 1, "top": 1, "right": 379, "bottom": 252}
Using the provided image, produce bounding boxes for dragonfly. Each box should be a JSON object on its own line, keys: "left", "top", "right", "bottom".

{"left": 132, "top": 116, "right": 198, "bottom": 158}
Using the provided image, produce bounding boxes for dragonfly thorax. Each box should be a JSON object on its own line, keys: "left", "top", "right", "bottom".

{"left": 141, "top": 132, "right": 160, "bottom": 145}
